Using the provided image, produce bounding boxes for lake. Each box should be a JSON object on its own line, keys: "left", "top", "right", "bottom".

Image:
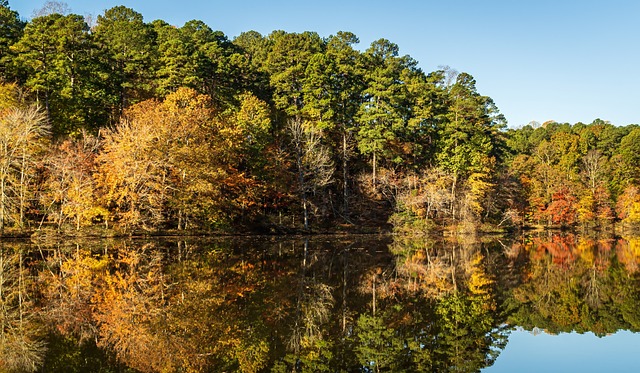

{"left": 1, "top": 232, "right": 639, "bottom": 372}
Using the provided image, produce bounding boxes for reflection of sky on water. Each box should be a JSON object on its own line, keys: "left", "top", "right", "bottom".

{"left": 485, "top": 328, "right": 640, "bottom": 373}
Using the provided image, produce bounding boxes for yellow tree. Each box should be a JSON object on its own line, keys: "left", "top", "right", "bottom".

{"left": 95, "top": 100, "right": 171, "bottom": 230}
{"left": 38, "top": 243, "right": 107, "bottom": 341}
{"left": 91, "top": 247, "right": 173, "bottom": 373}
{"left": 617, "top": 186, "right": 640, "bottom": 225}
{"left": 95, "top": 89, "right": 209, "bottom": 229}
{"left": 160, "top": 88, "right": 229, "bottom": 229}
{"left": 95, "top": 87, "right": 268, "bottom": 231}
{"left": 0, "top": 82, "right": 20, "bottom": 111}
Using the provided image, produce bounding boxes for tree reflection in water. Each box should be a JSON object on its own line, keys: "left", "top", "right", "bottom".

{"left": 506, "top": 233, "right": 640, "bottom": 336}
{"left": 0, "top": 242, "right": 46, "bottom": 372}
{"left": 0, "top": 233, "right": 639, "bottom": 372}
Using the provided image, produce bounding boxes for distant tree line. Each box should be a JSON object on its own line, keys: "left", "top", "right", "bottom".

{"left": 0, "top": 1, "right": 638, "bottom": 234}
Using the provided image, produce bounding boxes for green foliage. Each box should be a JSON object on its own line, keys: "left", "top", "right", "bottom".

{"left": 266, "top": 31, "right": 324, "bottom": 117}
{"left": 402, "top": 69, "right": 448, "bottom": 168}
{"left": 434, "top": 292, "right": 499, "bottom": 371}
{"left": 354, "top": 314, "right": 406, "bottom": 371}
{"left": 617, "top": 127, "right": 640, "bottom": 185}
{"left": 356, "top": 38, "right": 416, "bottom": 178}
{"left": 93, "top": 6, "right": 156, "bottom": 117}
{"left": 11, "top": 13, "right": 106, "bottom": 135}
{"left": 0, "top": 0, "right": 24, "bottom": 81}
{"left": 389, "top": 208, "right": 435, "bottom": 235}
{"left": 0, "top": 7, "right": 637, "bottom": 233}
{"left": 42, "top": 333, "right": 132, "bottom": 373}
{"left": 437, "top": 72, "right": 506, "bottom": 180}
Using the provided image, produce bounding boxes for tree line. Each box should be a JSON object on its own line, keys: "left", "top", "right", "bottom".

{"left": 1, "top": 1, "right": 639, "bottom": 234}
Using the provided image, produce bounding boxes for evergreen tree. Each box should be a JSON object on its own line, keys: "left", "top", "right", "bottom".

{"left": 266, "top": 31, "right": 324, "bottom": 119}
{"left": 302, "top": 32, "right": 364, "bottom": 216}
{"left": 11, "top": 13, "right": 105, "bottom": 134}
{"left": 93, "top": 6, "right": 156, "bottom": 120}
{"left": 0, "top": 0, "right": 24, "bottom": 81}
{"left": 356, "top": 39, "right": 414, "bottom": 184}
{"left": 436, "top": 72, "right": 506, "bottom": 220}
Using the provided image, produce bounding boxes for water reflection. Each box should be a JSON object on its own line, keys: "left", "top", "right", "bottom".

{"left": 505, "top": 233, "right": 640, "bottom": 336}
{"left": 0, "top": 233, "right": 638, "bottom": 372}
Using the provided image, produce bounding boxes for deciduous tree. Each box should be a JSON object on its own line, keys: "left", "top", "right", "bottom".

{"left": 0, "top": 104, "right": 49, "bottom": 230}
{"left": 42, "top": 132, "right": 105, "bottom": 229}
{"left": 289, "top": 118, "right": 334, "bottom": 229}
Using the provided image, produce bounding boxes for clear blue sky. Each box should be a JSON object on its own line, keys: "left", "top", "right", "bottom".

{"left": 10, "top": 0, "right": 640, "bottom": 128}
{"left": 485, "top": 329, "right": 640, "bottom": 372}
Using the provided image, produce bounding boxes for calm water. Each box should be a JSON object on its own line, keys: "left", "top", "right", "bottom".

{"left": 1, "top": 232, "right": 639, "bottom": 372}
{"left": 486, "top": 329, "right": 640, "bottom": 373}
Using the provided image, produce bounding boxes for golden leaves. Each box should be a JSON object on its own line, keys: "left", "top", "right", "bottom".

{"left": 93, "top": 87, "right": 270, "bottom": 230}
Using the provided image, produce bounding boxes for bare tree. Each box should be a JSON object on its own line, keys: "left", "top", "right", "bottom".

{"left": 0, "top": 246, "right": 46, "bottom": 372}
{"left": 582, "top": 149, "right": 606, "bottom": 192}
{"left": 31, "top": 1, "right": 71, "bottom": 18}
{"left": 288, "top": 118, "right": 334, "bottom": 230}
{"left": 42, "top": 131, "right": 102, "bottom": 230}
{"left": 0, "top": 105, "right": 49, "bottom": 231}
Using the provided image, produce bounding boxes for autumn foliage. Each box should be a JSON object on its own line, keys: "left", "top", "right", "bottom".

{"left": 0, "top": 1, "right": 638, "bottom": 234}
{"left": 94, "top": 88, "right": 271, "bottom": 230}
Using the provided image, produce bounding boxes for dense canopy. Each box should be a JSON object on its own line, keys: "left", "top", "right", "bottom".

{"left": 0, "top": 1, "right": 639, "bottom": 234}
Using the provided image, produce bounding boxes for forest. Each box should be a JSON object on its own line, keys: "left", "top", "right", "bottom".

{"left": 1, "top": 1, "right": 640, "bottom": 235}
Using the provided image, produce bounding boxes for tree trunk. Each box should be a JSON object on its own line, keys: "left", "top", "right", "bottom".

{"left": 292, "top": 118, "right": 308, "bottom": 231}
{"left": 451, "top": 173, "right": 457, "bottom": 221}
{"left": 0, "top": 177, "right": 5, "bottom": 232}
{"left": 451, "top": 248, "right": 457, "bottom": 291}
{"left": 296, "top": 142, "right": 308, "bottom": 230}
{"left": 342, "top": 249, "right": 348, "bottom": 333}
{"left": 19, "top": 146, "right": 26, "bottom": 229}
{"left": 342, "top": 132, "right": 348, "bottom": 217}
{"left": 303, "top": 196, "right": 308, "bottom": 231}
{"left": 372, "top": 273, "right": 376, "bottom": 316}
{"left": 372, "top": 152, "right": 377, "bottom": 186}
{"left": 0, "top": 140, "right": 10, "bottom": 232}
{"left": 0, "top": 249, "right": 4, "bottom": 340}
{"left": 18, "top": 250, "right": 23, "bottom": 327}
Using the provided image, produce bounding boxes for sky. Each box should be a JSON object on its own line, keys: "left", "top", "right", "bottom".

{"left": 9, "top": 0, "right": 640, "bottom": 128}
{"left": 484, "top": 329, "right": 640, "bottom": 373}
